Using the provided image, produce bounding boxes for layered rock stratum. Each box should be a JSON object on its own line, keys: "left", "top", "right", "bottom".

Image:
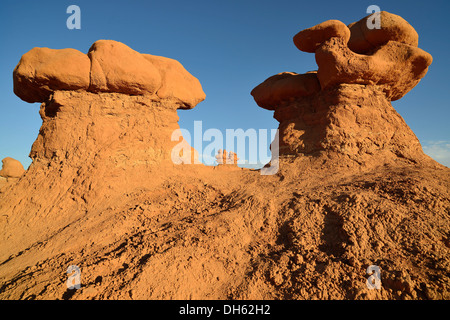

{"left": 0, "top": 13, "right": 449, "bottom": 300}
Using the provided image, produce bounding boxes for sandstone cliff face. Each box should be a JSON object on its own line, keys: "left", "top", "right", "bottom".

{"left": 0, "top": 13, "right": 449, "bottom": 301}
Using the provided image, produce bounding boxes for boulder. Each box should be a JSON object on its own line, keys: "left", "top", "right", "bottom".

{"left": 0, "top": 157, "right": 25, "bottom": 178}
{"left": 251, "top": 72, "right": 321, "bottom": 110}
{"left": 88, "top": 40, "right": 162, "bottom": 96}
{"left": 142, "top": 54, "right": 205, "bottom": 109}
{"left": 315, "top": 37, "right": 432, "bottom": 100}
{"left": 13, "top": 40, "right": 205, "bottom": 109}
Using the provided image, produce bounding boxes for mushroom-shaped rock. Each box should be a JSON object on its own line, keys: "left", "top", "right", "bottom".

{"left": 251, "top": 72, "right": 321, "bottom": 110}
{"left": 347, "top": 11, "right": 419, "bottom": 54}
{"left": 0, "top": 157, "right": 25, "bottom": 178}
{"left": 88, "top": 40, "right": 162, "bottom": 95}
{"left": 215, "top": 149, "right": 238, "bottom": 165}
{"left": 293, "top": 20, "right": 351, "bottom": 53}
{"left": 142, "top": 54, "right": 205, "bottom": 109}
{"left": 316, "top": 37, "right": 432, "bottom": 100}
{"left": 13, "top": 47, "right": 90, "bottom": 103}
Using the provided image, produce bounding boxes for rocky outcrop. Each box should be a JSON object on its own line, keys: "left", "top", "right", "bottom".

{"left": 13, "top": 40, "right": 205, "bottom": 109}
{"left": 0, "top": 41, "right": 205, "bottom": 284}
{"left": 0, "top": 157, "right": 25, "bottom": 190}
{"left": 252, "top": 11, "right": 432, "bottom": 167}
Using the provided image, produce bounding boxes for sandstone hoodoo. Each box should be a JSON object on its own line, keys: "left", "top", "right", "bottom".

{"left": 0, "top": 157, "right": 25, "bottom": 193}
{"left": 252, "top": 11, "right": 432, "bottom": 166}
{"left": 0, "top": 157, "right": 25, "bottom": 179}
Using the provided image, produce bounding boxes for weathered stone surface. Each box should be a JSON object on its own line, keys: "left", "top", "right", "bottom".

{"left": 315, "top": 37, "right": 432, "bottom": 101}
{"left": 29, "top": 91, "right": 182, "bottom": 167}
{"left": 0, "top": 157, "right": 25, "bottom": 178}
{"left": 13, "top": 40, "right": 205, "bottom": 109}
{"left": 348, "top": 11, "right": 419, "bottom": 54}
{"left": 142, "top": 54, "right": 205, "bottom": 109}
{"left": 273, "top": 84, "right": 425, "bottom": 164}
{"left": 88, "top": 40, "right": 162, "bottom": 96}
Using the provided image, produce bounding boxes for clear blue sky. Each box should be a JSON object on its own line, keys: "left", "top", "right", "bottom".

{"left": 0, "top": 0, "right": 449, "bottom": 168}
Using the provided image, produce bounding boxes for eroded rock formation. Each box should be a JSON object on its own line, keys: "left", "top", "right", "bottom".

{"left": 252, "top": 11, "right": 432, "bottom": 167}
{"left": 0, "top": 13, "right": 449, "bottom": 301}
